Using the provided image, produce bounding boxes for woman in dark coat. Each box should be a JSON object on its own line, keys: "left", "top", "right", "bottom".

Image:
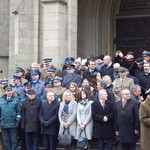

{"left": 39, "top": 91, "right": 60, "bottom": 150}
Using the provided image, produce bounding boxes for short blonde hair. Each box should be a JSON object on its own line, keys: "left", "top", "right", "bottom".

{"left": 62, "top": 90, "right": 74, "bottom": 102}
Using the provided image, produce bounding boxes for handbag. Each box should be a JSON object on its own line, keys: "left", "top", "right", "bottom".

{"left": 58, "top": 128, "right": 72, "bottom": 146}
{"left": 76, "top": 130, "right": 88, "bottom": 149}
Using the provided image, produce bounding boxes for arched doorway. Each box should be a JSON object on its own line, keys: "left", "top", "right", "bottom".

{"left": 77, "top": 0, "right": 150, "bottom": 58}
{"left": 116, "top": 0, "right": 150, "bottom": 58}
{"left": 77, "top": 0, "right": 121, "bottom": 58}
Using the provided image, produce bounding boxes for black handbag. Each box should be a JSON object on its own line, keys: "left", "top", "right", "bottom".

{"left": 58, "top": 128, "right": 72, "bottom": 146}
{"left": 76, "top": 130, "right": 88, "bottom": 149}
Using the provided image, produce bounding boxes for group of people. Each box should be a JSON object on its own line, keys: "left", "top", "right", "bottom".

{"left": 0, "top": 50, "right": 150, "bottom": 150}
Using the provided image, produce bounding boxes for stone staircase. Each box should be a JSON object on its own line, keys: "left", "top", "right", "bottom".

{"left": 0, "top": 140, "right": 141, "bottom": 150}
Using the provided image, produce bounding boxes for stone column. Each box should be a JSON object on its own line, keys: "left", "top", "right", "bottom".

{"left": 41, "top": 0, "right": 68, "bottom": 68}
{"left": 9, "top": 0, "right": 39, "bottom": 77}
{"left": 67, "top": 0, "right": 77, "bottom": 57}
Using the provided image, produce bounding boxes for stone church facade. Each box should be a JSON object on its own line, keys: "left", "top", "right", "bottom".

{"left": 0, "top": 0, "right": 150, "bottom": 78}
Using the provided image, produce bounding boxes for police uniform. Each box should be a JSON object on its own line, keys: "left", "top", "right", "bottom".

{"left": 31, "top": 70, "right": 45, "bottom": 98}
{"left": 13, "top": 75, "right": 26, "bottom": 103}
{"left": 62, "top": 64, "right": 81, "bottom": 89}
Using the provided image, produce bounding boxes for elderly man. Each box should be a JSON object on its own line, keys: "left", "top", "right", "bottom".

{"left": 92, "top": 89, "right": 115, "bottom": 150}
{"left": 100, "top": 55, "right": 114, "bottom": 81}
{"left": 115, "top": 89, "right": 139, "bottom": 150}
{"left": 39, "top": 91, "right": 60, "bottom": 150}
{"left": 130, "top": 85, "right": 144, "bottom": 107}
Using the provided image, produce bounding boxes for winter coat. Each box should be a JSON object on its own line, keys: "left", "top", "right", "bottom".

{"left": 76, "top": 100, "right": 93, "bottom": 140}
{"left": 39, "top": 100, "right": 60, "bottom": 135}
{"left": 92, "top": 99, "right": 115, "bottom": 139}
{"left": 58, "top": 100, "right": 77, "bottom": 138}
{"left": 21, "top": 97, "right": 41, "bottom": 132}
{"left": 115, "top": 99, "right": 140, "bottom": 143}
{"left": 0, "top": 95, "right": 21, "bottom": 128}
{"left": 139, "top": 96, "right": 150, "bottom": 150}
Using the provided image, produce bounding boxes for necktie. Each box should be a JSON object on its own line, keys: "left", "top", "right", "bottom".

{"left": 102, "top": 101, "right": 105, "bottom": 109}
{"left": 122, "top": 100, "right": 126, "bottom": 108}
{"left": 7, "top": 97, "right": 11, "bottom": 100}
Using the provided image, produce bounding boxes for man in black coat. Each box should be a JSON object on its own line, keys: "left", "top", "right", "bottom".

{"left": 115, "top": 89, "right": 140, "bottom": 150}
{"left": 92, "top": 89, "right": 116, "bottom": 150}
{"left": 21, "top": 89, "right": 41, "bottom": 150}
{"left": 39, "top": 91, "right": 60, "bottom": 150}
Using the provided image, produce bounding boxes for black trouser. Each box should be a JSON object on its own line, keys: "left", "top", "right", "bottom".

{"left": 1, "top": 128, "right": 18, "bottom": 150}
{"left": 121, "top": 142, "right": 136, "bottom": 150}
{"left": 43, "top": 134, "right": 57, "bottom": 150}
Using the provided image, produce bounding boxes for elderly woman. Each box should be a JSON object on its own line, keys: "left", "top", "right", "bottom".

{"left": 58, "top": 90, "right": 77, "bottom": 150}
{"left": 76, "top": 89, "right": 93, "bottom": 150}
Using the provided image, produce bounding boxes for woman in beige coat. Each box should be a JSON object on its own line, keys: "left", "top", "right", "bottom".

{"left": 58, "top": 90, "right": 77, "bottom": 150}
{"left": 139, "top": 91, "right": 150, "bottom": 150}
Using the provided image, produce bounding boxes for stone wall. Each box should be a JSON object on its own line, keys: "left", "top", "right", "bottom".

{"left": 8, "top": 0, "right": 78, "bottom": 77}
{"left": 0, "top": 0, "right": 9, "bottom": 78}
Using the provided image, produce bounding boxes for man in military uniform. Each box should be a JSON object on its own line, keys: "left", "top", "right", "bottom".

{"left": 14, "top": 67, "right": 28, "bottom": 84}
{"left": 44, "top": 68, "right": 56, "bottom": 86}
{"left": 41, "top": 82, "right": 60, "bottom": 102}
{"left": 40, "top": 58, "right": 61, "bottom": 80}
{"left": 0, "top": 78, "right": 9, "bottom": 88}
{"left": 52, "top": 77, "right": 66, "bottom": 100}
{"left": 113, "top": 67, "right": 134, "bottom": 102}
{"left": 142, "top": 50, "right": 150, "bottom": 63}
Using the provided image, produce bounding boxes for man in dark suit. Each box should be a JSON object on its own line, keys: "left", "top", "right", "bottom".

{"left": 115, "top": 89, "right": 140, "bottom": 150}
{"left": 39, "top": 91, "right": 60, "bottom": 150}
{"left": 138, "top": 62, "right": 150, "bottom": 98}
{"left": 82, "top": 58, "right": 99, "bottom": 84}
{"left": 92, "top": 89, "right": 115, "bottom": 150}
